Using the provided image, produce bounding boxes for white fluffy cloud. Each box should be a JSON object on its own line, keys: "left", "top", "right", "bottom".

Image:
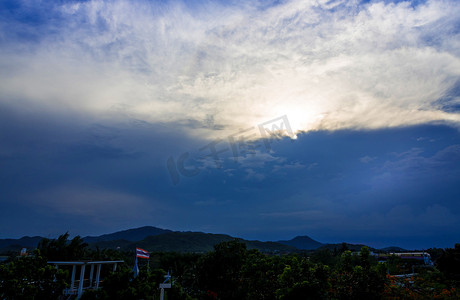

{"left": 1, "top": 0, "right": 460, "bottom": 139}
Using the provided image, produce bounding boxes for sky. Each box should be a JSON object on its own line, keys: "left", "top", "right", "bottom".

{"left": 1, "top": 0, "right": 460, "bottom": 249}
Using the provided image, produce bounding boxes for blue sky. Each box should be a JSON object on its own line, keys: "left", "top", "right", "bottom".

{"left": 1, "top": 0, "right": 460, "bottom": 249}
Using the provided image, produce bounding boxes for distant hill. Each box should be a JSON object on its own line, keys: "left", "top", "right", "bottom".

{"left": 83, "top": 226, "right": 171, "bottom": 243}
{"left": 92, "top": 231, "right": 298, "bottom": 253}
{"left": 87, "top": 239, "right": 133, "bottom": 250}
{"left": 134, "top": 232, "right": 235, "bottom": 253}
{"left": 277, "top": 236, "right": 324, "bottom": 250}
{"left": 0, "top": 226, "right": 172, "bottom": 254}
{"left": 318, "top": 243, "right": 373, "bottom": 252}
{"left": 0, "top": 236, "right": 43, "bottom": 252}
{"left": 244, "top": 239, "right": 298, "bottom": 253}
{"left": 2, "top": 226, "right": 413, "bottom": 255}
{"left": 379, "top": 246, "right": 408, "bottom": 252}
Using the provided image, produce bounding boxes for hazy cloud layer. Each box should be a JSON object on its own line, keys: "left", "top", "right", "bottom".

{"left": 1, "top": 0, "right": 460, "bottom": 140}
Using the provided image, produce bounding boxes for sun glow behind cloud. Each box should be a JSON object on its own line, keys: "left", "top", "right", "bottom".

{"left": 1, "top": 0, "right": 460, "bottom": 140}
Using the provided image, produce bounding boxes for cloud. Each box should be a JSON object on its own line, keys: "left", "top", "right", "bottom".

{"left": 31, "top": 185, "right": 162, "bottom": 224}
{"left": 244, "top": 168, "right": 266, "bottom": 181}
{"left": 1, "top": 0, "right": 460, "bottom": 141}
{"left": 272, "top": 161, "right": 306, "bottom": 172}
{"left": 259, "top": 202, "right": 459, "bottom": 242}
{"left": 2, "top": 1, "right": 460, "bottom": 248}
{"left": 360, "top": 155, "right": 375, "bottom": 163}
{"left": 378, "top": 144, "right": 460, "bottom": 179}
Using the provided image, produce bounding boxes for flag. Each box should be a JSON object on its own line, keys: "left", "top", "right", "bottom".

{"left": 132, "top": 256, "right": 139, "bottom": 278}
{"left": 136, "top": 247, "right": 150, "bottom": 259}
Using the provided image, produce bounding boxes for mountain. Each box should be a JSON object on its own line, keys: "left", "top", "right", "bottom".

{"left": 0, "top": 236, "right": 43, "bottom": 252}
{"left": 134, "top": 232, "right": 236, "bottom": 253}
{"left": 2, "top": 226, "right": 411, "bottom": 255}
{"left": 87, "top": 239, "right": 133, "bottom": 250}
{"left": 83, "top": 226, "right": 171, "bottom": 243}
{"left": 244, "top": 239, "right": 299, "bottom": 253}
{"left": 379, "top": 246, "right": 408, "bottom": 252}
{"left": 90, "top": 231, "right": 298, "bottom": 253}
{"left": 277, "top": 235, "right": 324, "bottom": 250}
{"left": 0, "top": 226, "right": 171, "bottom": 254}
{"left": 318, "top": 243, "right": 373, "bottom": 252}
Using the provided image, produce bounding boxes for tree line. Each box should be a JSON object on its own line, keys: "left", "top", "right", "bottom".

{"left": 0, "top": 233, "right": 459, "bottom": 299}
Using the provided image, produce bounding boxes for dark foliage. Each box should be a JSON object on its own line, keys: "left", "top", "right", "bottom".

{"left": 0, "top": 249, "right": 67, "bottom": 300}
{"left": 1, "top": 234, "right": 459, "bottom": 299}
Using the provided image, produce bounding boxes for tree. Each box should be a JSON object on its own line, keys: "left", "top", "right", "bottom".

{"left": 80, "top": 265, "right": 160, "bottom": 300}
{"left": 277, "top": 259, "right": 330, "bottom": 300}
{"left": 241, "top": 249, "right": 279, "bottom": 300}
{"left": 37, "top": 232, "right": 89, "bottom": 260}
{"left": 436, "top": 244, "right": 460, "bottom": 280}
{"left": 310, "top": 249, "right": 336, "bottom": 266}
{"left": 331, "top": 247, "right": 386, "bottom": 300}
{"left": 0, "top": 249, "right": 67, "bottom": 299}
{"left": 340, "top": 250, "right": 353, "bottom": 273}
{"left": 197, "top": 240, "right": 248, "bottom": 300}
{"left": 359, "top": 246, "right": 371, "bottom": 270}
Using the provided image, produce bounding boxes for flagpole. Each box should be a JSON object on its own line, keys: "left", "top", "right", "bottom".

{"left": 132, "top": 255, "right": 139, "bottom": 278}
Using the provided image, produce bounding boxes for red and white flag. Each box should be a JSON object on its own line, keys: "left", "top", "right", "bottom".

{"left": 136, "top": 247, "right": 149, "bottom": 259}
